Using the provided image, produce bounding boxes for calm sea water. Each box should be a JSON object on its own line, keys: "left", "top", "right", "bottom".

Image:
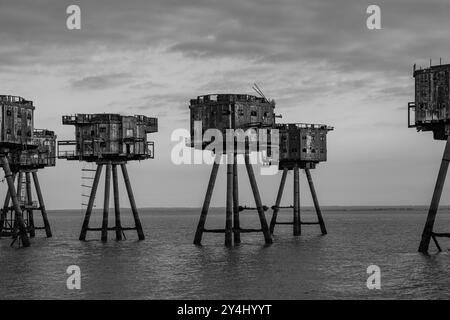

{"left": 1, "top": 207, "right": 450, "bottom": 299}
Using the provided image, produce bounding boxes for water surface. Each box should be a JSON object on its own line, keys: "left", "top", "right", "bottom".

{"left": 1, "top": 207, "right": 450, "bottom": 299}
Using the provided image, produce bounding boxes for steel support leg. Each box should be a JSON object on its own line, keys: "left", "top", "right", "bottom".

{"left": 0, "top": 156, "right": 30, "bottom": 247}
{"left": 121, "top": 163, "right": 145, "bottom": 240}
{"left": 194, "top": 160, "right": 220, "bottom": 245}
{"left": 293, "top": 165, "right": 301, "bottom": 236}
{"left": 305, "top": 168, "right": 327, "bottom": 235}
{"left": 79, "top": 164, "right": 103, "bottom": 241}
{"left": 233, "top": 153, "right": 241, "bottom": 244}
{"left": 244, "top": 152, "right": 272, "bottom": 244}
{"left": 25, "top": 172, "right": 35, "bottom": 238}
{"left": 112, "top": 164, "right": 123, "bottom": 240}
{"left": 269, "top": 168, "right": 288, "bottom": 234}
{"left": 419, "top": 137, "right": 450, "bottom": 253}
{"left": 14, "top": 172, "right": 24, "bottom": 238}
{"left": 0, "top": 174, "right": 13, "bottom": 236}
{"left": 101, "top": 163, "right": 111, "bottom": 242}
{"left": 32, "top": 171, "right": 52, "bottom": 237}
{"left": 225, "top": 154, "right": 233, "bottom": 247}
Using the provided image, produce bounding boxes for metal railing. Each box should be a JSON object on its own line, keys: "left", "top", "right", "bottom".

{"left": 34, "top": 128, "right": 56, "bottom": 138}
{"left": 57, "top": 139, "right": 155, "bottom": 159}
{"left": 58, "top": 150, "right": 77, "bottom": 158}
{"left": 0, "top": 95, "right": 32, "bottom": 105}
{"left": 277, "top": 123, "right": 334, "bottom": 131}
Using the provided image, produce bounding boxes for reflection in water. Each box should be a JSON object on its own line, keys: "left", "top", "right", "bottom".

{"left": 1, "top": 207, "right": 450, "bottom": 299}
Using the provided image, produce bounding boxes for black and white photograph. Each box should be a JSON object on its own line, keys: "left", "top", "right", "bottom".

{"left": 1, "top": 0, "right": 450, "bottom": 312}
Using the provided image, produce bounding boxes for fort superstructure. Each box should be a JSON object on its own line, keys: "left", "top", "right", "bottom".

{"left": 270, "top": 123, "right": 333, "bottom": 236}
{"left": 58, "top": 113, "right": 158, "bottom": 241}
{"left": 189, "top": 94, "right": 276, "bottom": 246}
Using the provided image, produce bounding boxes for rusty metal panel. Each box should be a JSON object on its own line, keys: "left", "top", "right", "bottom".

{"left": 98, "top": 123, "right": 112, "bottom": 154}
{"left": 135, "top": 141, "right": 144, "bottom": 155}
{"left": 16, "top": 107, "right": 23, "bottom": 144}
{"left": 299, "top": 128, "right": 327, "bottom": 162}
{"left": 5, "top": 104, "right": 13, "bottom": 143}
{"left": 0, "top": 96, "right": 35, "bottom": 147}
{"left": 11, "top": 105, "right": 18, "bottom": 144}
{"left": 110, "top": 123, "right": 120, "bottom": 154}
{"left": 414, "top": 64, "right": 450, "bottom": 124}
{"left": 122, "top": 116, "right": 135, "bottom": 139}
{"left": 287, "top": 125, "right": 301, "bottom": 161}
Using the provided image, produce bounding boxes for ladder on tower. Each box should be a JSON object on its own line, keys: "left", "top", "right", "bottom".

{"left": 81, "top": 163, "right": 97, "bottom": 209}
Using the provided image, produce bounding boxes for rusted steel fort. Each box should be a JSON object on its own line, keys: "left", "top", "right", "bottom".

{"left": 0, "top": 95, "right": 55, "bottom": 247}
{"left": 58, "top": 113, "right": 157, "bottom": 241}
{"left": 0, "top": 129, "right": 56, "bottom": 242}
{"left": 190, "top": 93, "right": 276, "bottom": 246}
{"left": 269, "top": 123, "right": 333, "bottom": 236}
{"left": 409, "top": 63, "right": 450, "bottom": 253}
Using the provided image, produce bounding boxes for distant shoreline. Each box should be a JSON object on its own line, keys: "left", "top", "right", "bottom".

{"left": 45, "top": 206, "right": 450, "bottom": 213}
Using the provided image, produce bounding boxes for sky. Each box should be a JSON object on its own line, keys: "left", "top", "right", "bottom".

{"left": 1, "top": 0, "right": 450, "bottom": 209}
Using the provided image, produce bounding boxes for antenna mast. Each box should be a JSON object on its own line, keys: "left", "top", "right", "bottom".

{"left": 252, "top": 83, "right": 270, "bottom": 103}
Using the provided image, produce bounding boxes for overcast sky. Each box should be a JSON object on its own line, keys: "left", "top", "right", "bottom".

{"left": 1, "top": 0, "right": 450, "bottom": 209}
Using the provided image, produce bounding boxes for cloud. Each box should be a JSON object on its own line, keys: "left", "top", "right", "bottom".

{"left": 71, "top": 72, "right": 133, "bottom": 90}
{"left": 2, "top": 0, "right": 450, "bottom": 78}
{"left": 2, "top": 0, "right": 437, "bottom": 114}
